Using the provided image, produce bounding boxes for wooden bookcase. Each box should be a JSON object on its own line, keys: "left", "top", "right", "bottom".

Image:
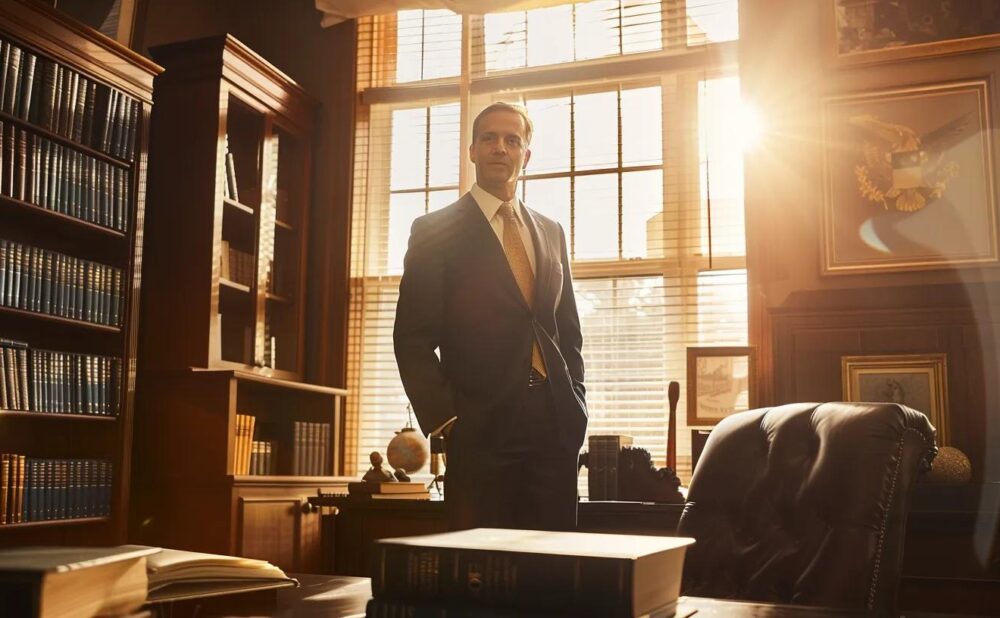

{"left": 0, "top": 0, "right": 159, "bottom": 546}
{"left": 131, "top": 35, "right": 348, "bottom": 573}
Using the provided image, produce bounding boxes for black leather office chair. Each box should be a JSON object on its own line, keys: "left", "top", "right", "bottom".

{"left": 677, "top": 402, "right": 937, "bottom": 615}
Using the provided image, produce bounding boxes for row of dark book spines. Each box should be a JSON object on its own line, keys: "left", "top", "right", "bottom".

{"left": 1, "top": 122, "right": 131, "bottom": 231}
{"left": 0, "top": 239, "right": 123, "bottom": 326}
{"left": 0, "top": 38, "right": 140, "bottom": 161}
{"left": 248, "top": 441, "right": 276, "bottom": 476}
{"left": 587, "top": 437, "right": 628, "bottom": 500}
{"left": 292, "top": 421, "right": 332, "bottom": 476}
{"left": 0, "top": 342, "right": 120, "bottom": 415}
{"left": 0, "top": 455, "right": 111, "bottom": 525}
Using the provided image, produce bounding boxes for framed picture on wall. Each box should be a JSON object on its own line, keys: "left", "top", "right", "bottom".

{"left": 821, "top": 79, "right": 997, "bottom": 274}
{"left": 687, "top": 346, "right": 756, "bottom": 427}
{"left": 841, "top": 353, "right": 950, "bottom": 444}
{"left": 52, "top": 0, "right": 139, "bottom": 48}
{"left": 826, "top": 0, "right": 1000, "bottom": 67}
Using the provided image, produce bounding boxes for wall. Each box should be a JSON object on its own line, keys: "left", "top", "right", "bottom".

{"left": 135, "top": 0, "right": 355, "bottom": 386}
{"left": 741, "top": 0, "right": 1000, "bottom": 481}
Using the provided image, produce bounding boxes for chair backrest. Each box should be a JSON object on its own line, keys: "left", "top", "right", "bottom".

{"left": 677, "top": 402, "right": 937, "bottom": 614}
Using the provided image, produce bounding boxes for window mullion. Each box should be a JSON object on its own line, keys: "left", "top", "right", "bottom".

{"left": 617, "top": 87, "right": 624, "bottom": 260}
{"left": 569, "top": 94, "right": 576, "bottom": 261}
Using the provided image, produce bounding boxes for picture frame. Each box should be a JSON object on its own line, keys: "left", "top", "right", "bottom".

{"left": 841, "top": 353, "right": 950, "bottom": 444}
{"left": 52, "top": 0, "right": 139, "bottom": 48}
{"left": 821, "top": 79, "right": 997, "bottom": 274}
{"left": 687, "top": 346, "right": 756, "bottom": 427}
{"left": 826, "top": 0, "right": 1000, "bottom": 68}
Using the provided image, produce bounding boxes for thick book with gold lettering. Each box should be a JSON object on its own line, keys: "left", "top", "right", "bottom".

{"left": 370, "top": 528, "right": 694, "bottom": 618}
{"left": 0, "top": 545, "right": 158, "bottom": 618}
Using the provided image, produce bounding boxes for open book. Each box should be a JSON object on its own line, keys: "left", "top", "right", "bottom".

{"left": 130, "top": 546, "right": 298, "bottom": 603}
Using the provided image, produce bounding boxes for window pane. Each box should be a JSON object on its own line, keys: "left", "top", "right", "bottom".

{"left": 525, "top": 97, "right": 571, "bottom": 174}
{"left": 485, "top": 11, "right": 527, "bottom": 71}
{"left": 390, "top": 108, "right": 427, "bottom": 190}
{"left": 396, "top": 10, "right": 425, "bottom": 83}
{"left": 697, "top": 269, "right": 748, "bottom": 344}
{"left": 622, "top": 170, "right": 663, "bottom": 259}
{"left": 575, "top": 91, "right": 619, "bottom": 171}
{"left": 575, "top": 1, "right": 620, "bottom": 61}
{"left": 622, "top": 0, "right": 662, "bottom": 54}
{"left": 575, "top": 276, "right": 671, "bottom": 494}
{"left": 687, "top": 0, "right": 739, "bottom": 46}
{"left": 387, "top": 192, "right": 425, "bottom": 274}
{"left": 428, "top": 189, "right": 458, "bottom": 213}
{"left": 621, "top": 86, "right": 662, "bottom": 166}
{"left": 422, "top": 10, "right": 462, "bottom": 80}
{"left": 428, "top": 103, "right": 460, "bottom": 186}
{"left": 699, "top": 76, "right": 745, "bottom": 256}
{"left": 527, "top": 4, "right": 574, "bottom": 67}
{"left": 574, "top": 173, "right": 618, "bottom": 259}
{"left": 523, "top": 177, "right": 571, "bottom": 233}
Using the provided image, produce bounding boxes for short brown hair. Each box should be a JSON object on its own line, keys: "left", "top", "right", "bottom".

{"left": 471, "top": 102, "right": 533, "bottom": 146}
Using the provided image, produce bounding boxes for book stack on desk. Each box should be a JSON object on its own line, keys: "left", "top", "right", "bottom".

{"left": 348, "top": 480, "right": 431, "bottom": 500}
{"left": 365, "top": 528, "right": 695, "bottom": 617}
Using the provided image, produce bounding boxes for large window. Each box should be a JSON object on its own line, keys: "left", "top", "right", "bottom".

{"left": 348, "top": 0, "right": 745, "bottom": 488}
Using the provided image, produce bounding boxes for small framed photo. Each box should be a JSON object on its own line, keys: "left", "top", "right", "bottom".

{"left": 841, "top": 353, "right": 950, "bottom": 444}
{"left": 827, "top": 0, "right": 1000, "bottom": 67}
{"left": 687, "top": 346, "right": 756, "bottom": 427}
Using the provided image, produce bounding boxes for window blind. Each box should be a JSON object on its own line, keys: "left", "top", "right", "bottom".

{"left": 348, "top": 0, "right": 745, "bottom": 488}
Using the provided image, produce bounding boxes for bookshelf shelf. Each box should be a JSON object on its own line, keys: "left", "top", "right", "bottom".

{"left": 0, "top": 411, "right": 117, "bottom": 421}
{"left": 275, "top": 219, "right": 293, "bottom": 231}
{"left": 0, "top": 516, "right": 110, "bottom": 530}
{"left": 223, "top": 196, "right": 254, "bottom": 215}
{"left": 0, "top": 110, "right": 133, "bottom": 169}
{"left": 220, "top": 277, "right": 251, "bottom": 294}
{"left": 265, "top": 292, "right": 289, "bottom": 303}
{"left": 0, "top": 306, "right": 121, "bottom": 333}
{"left": 0, "top": 0, "right": 159, "bottom": 547}
{"left": 0, "top": 194, "right": 128, "bottom": 239}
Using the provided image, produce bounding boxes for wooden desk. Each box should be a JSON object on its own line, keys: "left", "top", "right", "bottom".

{"left": 312, "top": 496, "right": 684, "bottom": 576}
{"left": 145, "top": 573, "right": 974, "bottom": 617}
{"left": 312, "top": 485, "right": 1000, "bottom": 616}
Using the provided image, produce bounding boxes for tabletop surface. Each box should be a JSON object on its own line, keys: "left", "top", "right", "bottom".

{"left": 243, "top": 574, "right": 956, "bottom": 618}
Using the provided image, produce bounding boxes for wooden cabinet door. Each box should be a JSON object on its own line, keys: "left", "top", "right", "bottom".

{"left": 238, "top": 496, "right": 300, "bottom": 572}
{"left": 298, "top": 500, "right": 323, "bottom": 573}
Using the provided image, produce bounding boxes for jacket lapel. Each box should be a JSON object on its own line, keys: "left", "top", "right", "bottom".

{"left": 523, "top": 206, "right": 552, "bottom": 310}
{"left": 458, "top": 194, "right": 530, "bottom": 311}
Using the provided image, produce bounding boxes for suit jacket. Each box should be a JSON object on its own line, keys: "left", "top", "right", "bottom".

{"left": 393, "top": 192, "right": 587, "bottom": 453}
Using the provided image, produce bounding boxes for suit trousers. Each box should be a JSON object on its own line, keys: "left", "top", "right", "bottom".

{"left": 444, "top": 384, "right": 579, "bottom": 532}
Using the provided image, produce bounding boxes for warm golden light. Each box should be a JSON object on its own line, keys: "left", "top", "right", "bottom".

{"left": 737, "top": 101, "right": 764, "bottom": 151}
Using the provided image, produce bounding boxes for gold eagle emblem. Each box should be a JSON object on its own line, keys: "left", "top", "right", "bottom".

{"left": 850, "top": 113, "right": 966, "bottom": 213}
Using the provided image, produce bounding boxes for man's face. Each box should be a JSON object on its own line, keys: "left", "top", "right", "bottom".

{"left": 469, "top": 110, "right": 532, "bottom": 191}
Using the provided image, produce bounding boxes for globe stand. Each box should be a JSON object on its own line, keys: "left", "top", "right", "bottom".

{"left": 428, "top": 434, "right": 446, "bottom": 496}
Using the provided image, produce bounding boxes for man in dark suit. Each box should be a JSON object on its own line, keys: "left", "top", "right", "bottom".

{"left": 394, "top": 102, "right": 587, "bottom": 531}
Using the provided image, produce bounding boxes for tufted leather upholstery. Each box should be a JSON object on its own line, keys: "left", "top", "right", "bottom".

{"left": 677, "top": 402, "right": 937, "bottom": 614}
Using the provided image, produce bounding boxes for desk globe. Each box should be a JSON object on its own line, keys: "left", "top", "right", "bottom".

{"left": 387, "top": 426, "right": 429, "bottom": 474}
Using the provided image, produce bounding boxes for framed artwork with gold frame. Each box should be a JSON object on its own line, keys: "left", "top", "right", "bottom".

{"left": 841, "top": 353, "right": 949, "bottom": 444}
{"left": 821, "top": 79, "right": 997, "bottom": 274}
{"left": 826, "top": 0, "right": 1000, "bottom": 68}
{"left": 687, "top": 346, "right": 756, "bottom": 427}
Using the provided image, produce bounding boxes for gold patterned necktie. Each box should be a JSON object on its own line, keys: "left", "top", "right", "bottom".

{"left": 499, "top": 201, "right": 547, "bottom": 377}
